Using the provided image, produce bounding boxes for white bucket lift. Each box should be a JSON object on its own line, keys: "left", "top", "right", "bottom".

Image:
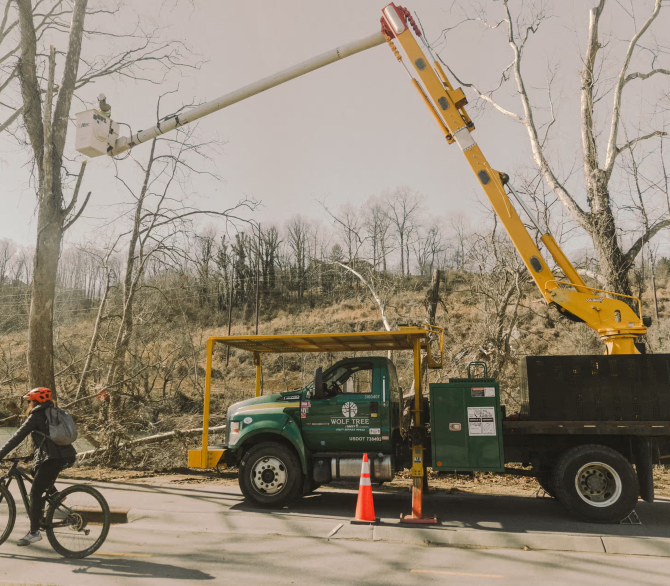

{"left": 75, "top": 109, "right": 119, "bottom": 158}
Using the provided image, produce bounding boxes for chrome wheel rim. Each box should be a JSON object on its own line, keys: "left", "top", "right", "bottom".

{"left": 575, "top": 462, "right": 621, "bottom": 507}
{"left": 251, "top": 456, "right": 287, "bottom": 495}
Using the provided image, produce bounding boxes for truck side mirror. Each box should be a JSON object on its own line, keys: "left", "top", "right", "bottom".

{"left": 314, "top": 367, "right": 324, "bottom": 400}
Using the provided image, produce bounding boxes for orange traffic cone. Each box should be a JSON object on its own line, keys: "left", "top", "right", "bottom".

{"left": 351, "top": 453, "right": 379, "bottom": 524}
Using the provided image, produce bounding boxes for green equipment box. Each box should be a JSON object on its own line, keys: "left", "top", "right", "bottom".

{"left": 429, "top": 375, "right": 504, "bottom": 472}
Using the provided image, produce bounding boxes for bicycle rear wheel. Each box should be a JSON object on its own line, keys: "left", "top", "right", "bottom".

{"left": 45, "top": 484, "right": 110, "bottom": 558}
{"left": 0, "top": 484, "right": 16, "bottom": 546}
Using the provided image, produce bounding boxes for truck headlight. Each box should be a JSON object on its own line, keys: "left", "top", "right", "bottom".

{"left": 229, "top": 421, "right": 240, "bottom": 445}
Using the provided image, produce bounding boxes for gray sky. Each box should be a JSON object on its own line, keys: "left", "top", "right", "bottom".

{"left": 1, "top": 0, "right": 667, "bottom": 258}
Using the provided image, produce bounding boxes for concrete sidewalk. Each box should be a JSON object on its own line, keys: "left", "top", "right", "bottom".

{"left": 56, "top": 478, "right": 670, "bottom": 557}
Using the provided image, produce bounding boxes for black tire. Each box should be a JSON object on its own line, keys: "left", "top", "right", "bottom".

{"left": 45, "top": 484, "right": 110, "bottom": 558}
{"left": 552, "top": 444, "right": 638, "bottom": 524}
{"left": 0, "top": 484, "right": 16, "bottom": 547}
{"left": 239, "top": 442, "right": 302, "bottom": 508}
{"left": 301, "top": 478, "right": 321, "bottom": 496}
{"left": 536, "top": 473, "right": 557, "bottom": 499}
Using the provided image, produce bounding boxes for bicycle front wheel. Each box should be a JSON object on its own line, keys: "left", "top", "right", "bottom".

{"left": 0, "top": 484, "right": 16, "bottom": 546}
{"left": 45, "top": 484, "right": 110, "bottom": 558}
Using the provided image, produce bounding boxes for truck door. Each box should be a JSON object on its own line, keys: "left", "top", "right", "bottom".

{"left": 302, "top": 361, "right": 390, "bottom": 452}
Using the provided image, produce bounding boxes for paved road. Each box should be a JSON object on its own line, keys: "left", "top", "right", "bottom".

{"left": 1, "top": 479, "right": 669, "bottom": 585}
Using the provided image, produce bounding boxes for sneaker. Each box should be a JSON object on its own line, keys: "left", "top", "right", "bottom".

{"left": 17, "top": 531, "right": 42, "bottom": 546}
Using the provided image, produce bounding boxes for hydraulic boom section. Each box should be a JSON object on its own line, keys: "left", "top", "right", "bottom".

{"left": 380, "top": 3, "right": 647, "bottom": 355}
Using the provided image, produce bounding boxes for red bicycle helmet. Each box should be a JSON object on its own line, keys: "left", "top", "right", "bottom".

{"left": 23, "top": 387, "right": 52, "bottom": 403}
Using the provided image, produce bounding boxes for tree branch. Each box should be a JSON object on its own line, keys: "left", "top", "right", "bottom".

{"left": 0, "top": 104, "right": 22, "bottom": 133}
{"left": 616, "top": 130, "right": 668, "bottom": 159}
{"left": 624, "top": 67, "right": 670, "bottom": 84}
{"left": 333, "top": 261, "right": 391, "bottom": 331}
{"left": 52, "top": 0, "right": 87, "bottom": 157}
{"left": 604, "top": 0, "right": 663, "bottom": 177}
{"left": 16, "top": 0, "right": 44, "bottom": 167}
{"left": 62, "top": 191, "right": 91, "bottom": 231}
{"left": 625, "top": 219, "right": 670, "bottom": 264}
{"left": 499, "top": 0, "right": 588, "bottom": 225}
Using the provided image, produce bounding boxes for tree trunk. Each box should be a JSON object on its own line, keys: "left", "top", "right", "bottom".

{"left": 428, "top": 269, "right": 441, "bottom": 325}
{"left": 105, "top": 139, "right": 157, "bottom": 417}
{"left": 649, "top": 249, "right": 660, "bottom": 321}
{"left": 588, "top": 205, "right": 633, "bottom": 296}
{"left": 27, "top": 45, "right": 59, "bottom": 393}
{"left": 75, "top": 271, "right": 111, "bottom": 399}
{"left": 27, "top": 199, "right": 62, "bottom": 392}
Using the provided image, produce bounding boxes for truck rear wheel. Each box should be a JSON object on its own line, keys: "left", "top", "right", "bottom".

{"left": 239, "top": 442, "right": 302, "bottom": 508}
{"left": 552, "top": 444, "right": 638, "bottom": 524}
{"left": 536, "top": 474, "right": 557, "bottom": 499}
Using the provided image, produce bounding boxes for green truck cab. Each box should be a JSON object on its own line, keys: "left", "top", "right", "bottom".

{"left": 223, "top": 357, "right": 405, "bottom": 507}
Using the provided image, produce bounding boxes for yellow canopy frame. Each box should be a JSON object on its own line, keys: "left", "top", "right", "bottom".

{"left": 188, "top": 324, "right": 444, "bottom": 472}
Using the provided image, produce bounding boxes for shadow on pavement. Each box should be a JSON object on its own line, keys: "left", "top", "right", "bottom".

{"left": 231, "top": 488, "right": 670, "bottom": 539}
{"left": 0, "top": 552, "right": 215, "bottom": 581}
{"left": 59, "top": 477, "right": 670, "bottom": 540}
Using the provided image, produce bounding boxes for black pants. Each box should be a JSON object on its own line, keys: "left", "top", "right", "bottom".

{"left": 30, "top": 460, "right": 63, "bottom": 533}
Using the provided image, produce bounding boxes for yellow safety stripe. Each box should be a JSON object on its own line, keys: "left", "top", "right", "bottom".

{"left": 237, "top": 402, "right": 300, "bottom": 414}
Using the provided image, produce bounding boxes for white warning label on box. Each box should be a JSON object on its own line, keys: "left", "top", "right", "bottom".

{"left": 471, "top": 387, "right": 496, "bottom": 398}
{"left": 467, "top": 407, "right": 496, "bottom": 436}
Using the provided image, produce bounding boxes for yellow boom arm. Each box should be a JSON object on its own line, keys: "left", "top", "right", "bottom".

{"left": 381, "top": 3, "right": 646, "bottom": 354}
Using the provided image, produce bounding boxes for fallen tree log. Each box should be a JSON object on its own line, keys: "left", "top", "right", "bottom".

{"left": 76, "top": 425, "right": 227, "bottom": 460}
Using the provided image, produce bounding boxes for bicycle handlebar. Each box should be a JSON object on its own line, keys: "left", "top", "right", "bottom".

{"left": 0, "top": 456, "right": 32, "bottom": 463}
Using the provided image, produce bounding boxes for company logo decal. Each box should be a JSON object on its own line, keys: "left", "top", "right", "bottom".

{"left": 342, "top": 402, "right": 358, "bottom": 418}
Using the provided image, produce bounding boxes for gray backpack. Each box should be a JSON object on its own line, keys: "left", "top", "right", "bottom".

{"left": 44, "top": 407, "right": 78, "bottom": 446}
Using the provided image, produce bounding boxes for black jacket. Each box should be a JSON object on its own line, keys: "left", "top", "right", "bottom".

{"left": 0, "top": 401, "right": 76, "bottom": 465}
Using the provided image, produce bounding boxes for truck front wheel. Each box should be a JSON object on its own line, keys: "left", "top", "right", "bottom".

{"left": 553, "top": 444, "right": 638, "bottom": 524}
{"left": 239, "top": 442, "right": 302, "bottom": 508}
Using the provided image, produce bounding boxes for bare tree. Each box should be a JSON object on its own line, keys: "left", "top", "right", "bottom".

{"left": 363, "top": 196, "right": 393, "bottom": 271}
{"left": 413, "top": 220, "right": 446, "bottom": 277}
{"left": 75, "top": 242, "right": 117, "bottom": 400}
{"left": 104, "top": 114, "right": 254, "bottom": 419}
{"left": 437, "top": 0, "right": 670, "bottom": 295}
{"left": 18, "top": 0, "right": 90, "bottom": 394}
{"left": 11, "top": 0, "right": 195, "bottom": 394}
{"left": 319, "top": 201, "right": 365, "bottom": 264}
{"left": 286, "top": 215, "right": 310, "bottom": 299}
{"left": 385, "top": 186, "right": 422, "bottom": 276}
{"left": 0, "top": 239, "right": 17, "bottom": 285}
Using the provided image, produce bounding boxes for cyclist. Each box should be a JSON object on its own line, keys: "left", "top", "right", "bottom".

{"left": 0, "top": 388, "right": 76, "bottom": 546}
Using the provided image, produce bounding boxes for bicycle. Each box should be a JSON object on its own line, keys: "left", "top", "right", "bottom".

{"left": 0, "top": 456, "right": 110, "bottom": 558}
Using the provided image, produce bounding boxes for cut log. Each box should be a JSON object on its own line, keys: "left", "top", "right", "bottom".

{"left": 76, "top": 425, "right": 227, "bottom": 459}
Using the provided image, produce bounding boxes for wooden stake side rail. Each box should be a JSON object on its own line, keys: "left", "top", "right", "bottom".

{"left": 503, "top": 421, "right": 670, "bottom": 435}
